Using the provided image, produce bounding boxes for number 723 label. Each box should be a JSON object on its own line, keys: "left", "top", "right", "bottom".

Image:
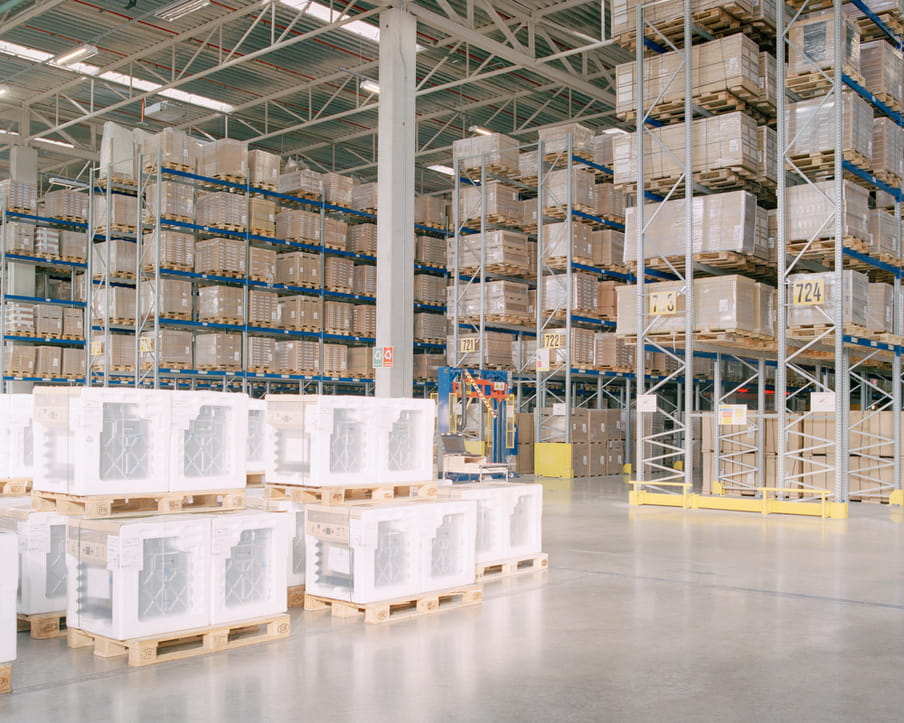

{"left": 791, "top": 277, "right": 825, "bottom": 306}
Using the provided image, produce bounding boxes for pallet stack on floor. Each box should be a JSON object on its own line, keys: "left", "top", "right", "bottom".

{"left": 257, "top": 394, "right": 546, "bottom": 622}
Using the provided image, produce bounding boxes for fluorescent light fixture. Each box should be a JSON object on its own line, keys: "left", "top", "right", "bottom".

{"left": 360, "top": 79, "right": 380, "bottom": 95}
{"left": 0, "top": 40, "right": 233, "bottom": 114}
{"left": 468, "top": 125, "right": 493, "bottom": 136}
{"left": 0, "top": 85, "right": 8, "bottom": 97}
{"left": 278, "top": 0, "right": 425, "bottom": 50}
{"left": 48, "top": 175, "right": 89, "bottom": 188}
{"left": 0, "top": 129, "right": 74, "bottom": 148}
{"left": 53, "top": 44, "right": 98, "bottom": 67}
{"left": 155, "top": 0, "right": 210, "bottom": 22}
{"left": 426, "top": 164, "right": 455, "bottom": 176}
{"left": 602, "top": 128, "right": 629, "bottom": 135}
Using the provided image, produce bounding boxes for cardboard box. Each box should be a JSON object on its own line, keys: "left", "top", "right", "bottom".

{"left": 140, "top": 330, "right": 192, "bottom": 369}
{"left": 197, "top": 192, "right": 247, "bottom": 229}
{"left": 62, "top": 347, "right": 86, "bottom": 378}
{"left": 788, "top": 9, "right": 859, "bottom": 76}
{"left": 35, "top": 346, "right": 62, "bottom": 378}
{"left": 198, "top": 285, "right": 244, "bottom": 323}
{"left": 195, "top": 236, "right": 246, "bottom": 276}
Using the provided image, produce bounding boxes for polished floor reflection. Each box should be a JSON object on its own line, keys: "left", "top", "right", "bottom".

{"left": 4, "top": 475, "right": 904, "bottom": 722}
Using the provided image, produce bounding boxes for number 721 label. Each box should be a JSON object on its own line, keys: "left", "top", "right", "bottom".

{"left": 791, "top": 277, "right": 825, "bottom": 306}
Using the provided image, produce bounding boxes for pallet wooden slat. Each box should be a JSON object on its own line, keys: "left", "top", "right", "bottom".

{"left": 304, "top": 585, "right": 483, "bottom": 624}
{"left": 31, "top": 488, "right": 245, "bottom": 517}
{"left": 17, "top": 612, "right": 67, "bottom": 639}
{"left": 264, "top": 480, "right": 438, "bottom": 506}
{"left": 0, "top": 663, "right": 10, "bottom": 695}
{"left": 476, "top": 553, "right": 549, "bottom": 581}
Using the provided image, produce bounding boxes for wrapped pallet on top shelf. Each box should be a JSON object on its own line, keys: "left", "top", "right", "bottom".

{"left": 43, "top": 190, "right": 89, "bottom": 222}
{"left": 250, "top": 198, "right": 276, "bottom": 236}
{"left": 349, "top": 224, "right": 377, "bottom": 256}
{"left": 592, "top": 230, "right": 625, "bottom": 269}
{"left": 141, "top": 128, "right": 196, "bottom": 172}
{"left": 459, "top": 182, "right": 521, "bottom": 227}
{"left": 249, "top": 290, "right": 279, "bottom": 327}
{"left": 140, "top": 279, "right": 192, "bottom": 319}
{"left": 452, "top": 132, "right": 520, "bottom": 177}
{"left": 92, "top": 287, "right": 136, "bottom": 324}
{"left": 413, "top": 353, "right": 443, "bottom": 380}
{"left": 276, "top": 251, "right": 320, "bottom": 288}
{"left": 92, "top": 239, "right": 136, "bottom": 279}
{"left": 322, "top": 343, "right": 348, "bottom": 376}
{"left": 322, "top": 172, "right": 356, "bottom": 207}
{"left": 249, "top": 150, "right": 280, "bottom": 190}
{"left": 278, "top": 168, "right": 322, "bottom": 199}
{"left": 348, "top": 346, "right": 375, "bottom": 377}
{"left": 199, "top": 285, "right": 244, "bottom": 324}
{"left": 449, "top": 331, "right": 514, "bottom": 368}
{"left": 869, "top": 208, "right": 900, "bottom": 259}
{"left": 197, "top": 193, "right": 247, "bottom": 231}
{"left": 324, "top": 301, "right": 353, "bottom": 335}
{"left": 278, "top": 296, "right": 321, "bottom": 331}
{"left": 353, "top": 264, "right": 376, "bottom": 297}
{"left": 786, "top": 180, "right": 870, "bottom": 254}
{"left": 415, "top": 235, "right": 445, "bottom": 267}
{"left": 867, "top": 283, "right": 894, "bottom": 334}
{"left": 194, "top": 332, "right": 243, "bottom": 370}
{"left": 538, "top": 122, "right": 594, "bottom": 158}
{"left": 63, "top": 347, "right": 85, "bottom": 378}
{"left": 324, "top": 257, "right": 354, "bottom": 293}
{"left": 98, "top": 121, "right": 136, "bottom": 185}
{"left": 4, "top": 221, "right": 33, "bottom": 254}
{"left": 543, "top": 272, "right": 599, "bottom": 315}
{"left": 787, "top": 270, "right": 869, "bottom": 330}
{"left": 140, "top": 329, "right": 192, "bottom": 369}
{"left": 541, "top": 168, "right": 596, "bottom": 215}
{"left": 248, "top": 337, "right": 276, "bottom": 371}
{"left": 4, "top": 343, "right": 35, "bottom": 376}
{"left": 353, "top": 305, "right": 376, "bottom": 337}
{"left": 4, "top": 302, "right": 34, "bottom": 335}
{"left": 872, "top": 118, "right": 904, "bottom": 188}
{"left": 615, "top": 33, "right": 767, "bottom": 122}
{"left": 449, "top": 280, "right": 532, "bottom": 323}
{"left": 542, "top": 222, "right": 593, "bottom": 265}
{"left": 351, "top": 182, "right": 377, "bottom": 213}
{"left": 788, "top": 9, "right": 860, "bottom": 81}
{"left": 195, "top": 237, "right": 245, "bottom": 276}
{"left": 612, "top": 112, "right": 762, "bottom": 191}
{"left": 93, "top": 194, "right": 137, "bottom": 233}
{"left": 144, "top": 181, "right": 193, "bottom": 221}
{"left": 786, "top": 91, "right": 873, "bottom": 169}
{"left": 415, "top": 195, "right": 445, "bottom": 228}
{"left": 540, "top": 328, "right": 596, "bottom": 368}
{"left": 60, "top": 229, "right": 87, "bottom": 262}
{"left": 592, "top": 133, "right": 614, "bottom": 170}
{"left": 34, "top": 228, "right": 60, "bottom": 257}
{"left": 414, "top": 274, "right": 446, "bottom": 305}
{"left": 143, "top": 231, "right": 194, "bottom": 271}
{"left": 275, "top": 339, "right": 319, "bottom": 374}
{"left": 197, "top": 138, "right": 248, "bottom": 182}
{"left": 457, "top": 230, "right": 531, "bottom": 275}
{"left": 250, "top": 246, "right": 277, "bottom": 284}
{"left": 0, "top": 179, "right": 36, "bottom": 213}
{"left": 35, "top": 347, "right": 62, "bottom": 378}
{"left": 860, "top": 40, "right": 903, "bottom": 109}
{"left": 623, "top": 190, "right": 768, "bottom": 263}
{"left": 90, "top": 332, "right": 134, "bottom": 371}
{"left": 414, "top": 312, "right": 445, "bottom": 342}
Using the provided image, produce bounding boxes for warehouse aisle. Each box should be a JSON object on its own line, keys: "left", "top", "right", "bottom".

{"left": 4, "top": 477, "right": 904, "bottom": 722}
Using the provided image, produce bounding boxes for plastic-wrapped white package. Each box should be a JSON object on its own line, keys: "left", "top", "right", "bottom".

{"left": 66, "top": 515, "right": 212, "bottom": 640}
{"left": 0, "top": 532, "right": 17, "bottom": 663}
{"left": 169, "top": 391, "right": 248, "bottom": 492}
{"left": 264, "top": 395, "right": 436, "bottom": 487}
{"left": 0, "top": 394, "right": 33, "bottom": 480}
{"left": 32, "top": 387, "right": 171, "bottom": 496}
{"left": 0, "top": 506, "right": 67, "bottom": 615}
{"left": 305, "top": 499, "right": 476, "bottom": 604}
{"left": 209, "top": 511, "right": 288, "bottom": 625}
{"left": 247, "top": 398, "right": 266, "bottom": 476}
{"left": 250, "top": 498, "right": 306, "bottom": 588}
{"left": 437, "top": 482, "right": 543, "bottom": 563}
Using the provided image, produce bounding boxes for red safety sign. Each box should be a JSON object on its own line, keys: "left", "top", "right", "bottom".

{"left": 382, "top": 346, "right": 394, "bottom": 368}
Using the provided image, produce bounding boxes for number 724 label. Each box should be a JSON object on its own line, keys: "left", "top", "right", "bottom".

{"left": 791, "top": 277, "right": 825, "bottom": 306}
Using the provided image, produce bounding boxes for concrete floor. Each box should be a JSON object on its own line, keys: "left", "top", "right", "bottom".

{"left": 4, "top": 475, "right": 904, "bottom": 722}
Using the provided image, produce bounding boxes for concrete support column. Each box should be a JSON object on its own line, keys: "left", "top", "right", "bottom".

{"left": 375, "top": 6, "right": 416, "bottom": 397}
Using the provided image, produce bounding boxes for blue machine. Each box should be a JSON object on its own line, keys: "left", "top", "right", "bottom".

{"left": 436, "top": 366, "right": 515, "bottom": 465}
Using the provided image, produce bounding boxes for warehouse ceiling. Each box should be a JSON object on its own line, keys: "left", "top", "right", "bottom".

{"left": 0, "top": 0, "right": 629, "bottom": 192}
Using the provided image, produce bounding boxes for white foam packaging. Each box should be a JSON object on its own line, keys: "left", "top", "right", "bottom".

{"left": 247, "top": 398, "right": 266, "bottom": 475}
{"left": 0, "top": 531, "right": 17, "bottom": 663}
{"left": 33, "top": 387, "right": 171, "bottom": 496}
{"left": 0, "top": 505, "right": 68, "bottom": 615}
{"left": 305, "top": 499, "right": 476, "bottom": 604}
{"left": 250, "top": 497, "right": 306, "bottom": 588}
{"left": 66, "top": 515, "right": 212, "bottom": 640}
{"left": 264, "top": 395, "right": 436, "bottom": 487}
{"left": 209, "top": 511, "right": 288, "bottom": 625}
{"left": 437, "top": 482, "right": 543, "bottom": 563}
{"left": 169, "top": 391, "right": 248, "bottom": 492}
{"left": 0, "top": 394, "right": 33, "bottom": 479}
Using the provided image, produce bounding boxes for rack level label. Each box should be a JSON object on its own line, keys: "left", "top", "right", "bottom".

{"left": 542, "top": 331, "right": 564, "bottom": 349}
{"left": 791, "top": 277, "right": 825, "bottom": 306}
{"left": 459, "top": 337, "right": 478, "bottom": 353}
{"left": 649, "top": 290, "right": 678, "bottom": 315}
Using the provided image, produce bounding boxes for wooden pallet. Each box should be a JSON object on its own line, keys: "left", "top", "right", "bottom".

{"left": 159, "top": 214, "right": 192, "bottom": 224}
{"left": 251, "top": 228, "right": 275, "bottom": 238}
{"left": 31, "top": 488, "right": 245, "bottom": 517}
{"left": 210, "top": 174, "right": 247, "bottom": 186}
{"left": 857, "top": 11, "right": 904, "bottom": 43}
{"left": 787, "top": 149, "right": 872, "bottom": 180}
{"left": 613, "top": 5, "right": 749, "bottom": 52}
{"left": 67, "top": 614, "right": 290, "bottom": 667}
{"left": 287, "top": 585, "right": 306, "bottom": 608}
{"left": 693, "top": 250, "right": 776, "bottom": 280}
{"left": 199, "top": 316, "right": 243, "bottom": 326}
{"left": 787, "top": 236, "right": 869, "bottom": 260}
{"left": 0, "top": 663, "right": 10, "bottom": 695}
{"left": 786, "top": 68, "right": 865, "bottom": 100}
{"left": 619, "top": 88, "right": 773, "bottom": 126}
{"left": 460, "top": 163, "right": 520, "bottom": 180}
{"left": 7, "top": 206, "right": 34, "bottom": 215}
{"left": 17, "top": 612, "right": 66, "bottom": 639}
{"left": 246, "top": 472, "right": 265, "bottom": 487}
{"left": 543, "top": 203, "right": 596, "bottom": 221}
{"left": 1, "top": 478, "right": 30, "bottom": 496}
{"left": 476, "top": 553, "right": 549, "bottom": 581}
{"left": 788, "top": 322, "right": 884, "bottom": 341}
{"left": 144, "top": 162, "right": 193, "bottom": 174}
{"left": 252, "top": 182, "right": 277, "bottom": 192}
{"left": 546, "top": 255, "right": 594, "bottom": 270}
{"left": 304, "top": 585, "right": 483, "bottom": 624}
{"left": 484, "top": 313, "right": 532, "bottom": 326}
{"left": 202, "top": 223, "right": 246, "bottom": 233}
{"left": 464, "top": 213, "right": 522, "bottom": 229}
{"left": 264, "top": 479, "right": 438, "bottom": 506}
{"left": 460, "top": 262, "right": 530, "bottom": 277}
{"left": 198, "top": 268, "right": 244, "bottom": 278}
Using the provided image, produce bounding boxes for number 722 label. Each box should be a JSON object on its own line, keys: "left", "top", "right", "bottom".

{"left": 791, "top": 277, "right": 825, "bottom": 306}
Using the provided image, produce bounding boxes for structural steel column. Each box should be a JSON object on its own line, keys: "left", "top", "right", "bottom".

{"left": 375, "top": 6, "right": 416, "bottom": 397}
